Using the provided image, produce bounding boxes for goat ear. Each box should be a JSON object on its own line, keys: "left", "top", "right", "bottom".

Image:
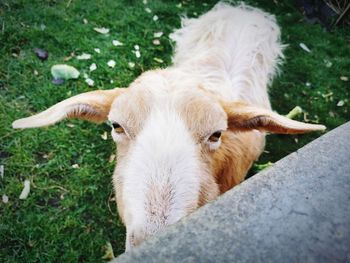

{"left": 222, "top": 101, "right": 326, "bottom": 134}
{"left": 12, "top": 88, "right": 126, "bottom": 129}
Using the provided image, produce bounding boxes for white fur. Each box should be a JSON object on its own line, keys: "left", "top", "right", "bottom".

{"left": 170, "top": 3, "right": 285, "bottom": 108}
{"left": 120, "top": 104, "right": 201, "bottom": 249}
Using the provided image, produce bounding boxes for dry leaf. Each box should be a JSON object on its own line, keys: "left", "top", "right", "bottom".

{"left": 109, "top": 154, "right": 116, "bottom": 163}
{"left": 0, "top": 165, "right": 4, "bottom": 179}
{"left": 299, "top": 43, "right": 311, "bottom": 53}
{"left": 101, "top": 131, "right": 108, "bottom": 140}
{"left": 85, "top": 78, "right": 94, "bottom": 86}
{"left": 2, "top": 194, "right": 8, "bottom": 203}
{"left": 19, "top": 180, "right": 30, "bottom": 200}
{"left": 76, "top": 53, "right": 91, "bottom": 60}
{"left": 112, "top": 40, "right": 123, "bottom": 46}
{"left": 154, "top": 32, "right": 163, "bottom": 38}
{"left": 89, "top": 63, "right": 97, "bottom": 72}
{"left": 107, "top": 60, "right": 116, "bottom": 68}
{"left": 94, "top": 27, "right": 109, "bottom": 34}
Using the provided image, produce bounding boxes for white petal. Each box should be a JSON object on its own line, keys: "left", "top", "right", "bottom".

{"left": 109, "top": 154, "right": 116, "bottom": 163}
{"left": 299, "top": 43, "right": 311, "bottom": 53}
{"left": 19, "top": 180, "right": 30, "bottom": 200}
{"left": 112, "top": 40, "right": 123, "bottom": 46}
{"left": 76, "top": 53, "right": 91, "bottom": 60}
{"left": 153, "top": 31, "right": 163, "bottom": 38}
{"left": 145, "top": 7, "right": 152, "bottom": 13}
{"left": 135, "top": 50, "right": 141, "bottom": 58}
{"left": 134, "top": 45, "right": 140, "bottom": 50}
{"left": 85, "top": 78, "right": 94, "bottom": 86}
{"left": 83, "top": 18, "right": 88, "bottom": 24}
{"left": 142, "top": 0, "right": 147, "bottom": 4}
{"left": 2, "top": 194, "right": 8, "bottom": 203}
{"left": 94, "top": 27, "right": 109, "bottom": 34}
{"left": 0, "top": 165, "right": 3, "bottom": 179}
{"left": 101, "top": 131, "right": 108, "bottom": 140}
{"left": 94, "top": 48, "right": 101, "bottom": 54}
{"left": 107, "top": 60, "right": 116, "bottom": 68}
{"left": 153, "top": 39, "right": 160, "bottom": 45}
{"left": 72, "top": 164, "right": 80, "bottom": 169}
{"left": 89, "top": 63, "right": 97, "bottom": 72}
{"left": 340, "top": 76, "right": 348, "bottom": 81}
{"left": 337, "top": 100, "right": 345, "bottom": 107}
{"left": 128, "top": 62, "right": 135, "bottom": 68}
{"left": 153, "top": 57, "right": 163, "bottom": 63}
{"left": 153, "top": 15, "right": 159, "bottom": 21}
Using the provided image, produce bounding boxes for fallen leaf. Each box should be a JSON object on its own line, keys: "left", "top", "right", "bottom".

{"left": 254, "top": 162, "right": 273, "bottom": 171}
{"left": 153, "top": 57, "right": 163, "bottom": 63}
{"left": 154, "top": 31, "right": 163, "bottom": 38}
{"left": 0, "top": 165, "right": 3, "bottom": 179}
{"left": 153, "top": 39, "right": 160, "bottom": 45}
{"left": 102, "top": 242, "right": 115, "bottom": 260}
{"left": 323, "top": 59, "right": 332, "bottom": 68}
{"left": 51, "top": 64, "right": 80, "bottom": 80}
{"left": 34, "top": 48, "right": 48, "bottom": 61}
{"left": 85, "top": 78, "right": 94, "bottom": 86}
{"left": 89, "top": 63, "right": 97, "bottom": 72}
{"left": 299, "top": 43, "right": 311, "bottom": 53}
{"left": 112, "top": 40, "right": 123, "bottom": 46}
{"left": 64, "top": 52, "right": 75, "bottom": 61}
{"left": 94, "top": 27, "right": 109, "bottom": 34}
{"left": 134, "top": 50, "right": 141, "bottom": 58}
{"left": 101, "top": 131, "right": 108, "bottom": 140}
{"left": 337, "top": 100, "right": 345, "bottom": 107}
{"left": 76, "top": 53, "right": 91, "bottom": 60}
{"left": 107, "top": 60, "right": 116, "bottom": 68}
{"left": 286, "top": 106, "right": 303, "bottom": 119}
{"left": 2, "top": 194, "right": 8, "bottom": 204}
{"left": 109, "top": 154, "right": 116, "bottom": 163}
{"left": 19, "top": 180, "right": 30, "bottom": 200}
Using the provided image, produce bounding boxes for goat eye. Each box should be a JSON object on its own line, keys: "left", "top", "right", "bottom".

{"left": 112, "top": 122, "right": 124, "bottom": 133}
{"left": 208, "top": 131, "right": 222, "bottom": 142}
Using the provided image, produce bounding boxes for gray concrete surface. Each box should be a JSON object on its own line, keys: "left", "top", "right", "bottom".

{"left": 111, "top": 122, "right": 350, "bottom": 263}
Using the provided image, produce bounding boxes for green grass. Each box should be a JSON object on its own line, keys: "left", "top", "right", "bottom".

{"left": 0, "top": 0, "right": 349, "bottom": 262}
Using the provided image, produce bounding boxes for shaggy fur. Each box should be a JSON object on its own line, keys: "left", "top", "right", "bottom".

{"left": 12, "top": 3, "right": 325, "bottom": 250}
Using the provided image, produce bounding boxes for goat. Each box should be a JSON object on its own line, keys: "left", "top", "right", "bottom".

{"left": 12, "top": 3, "right": 325, "bottom": 250}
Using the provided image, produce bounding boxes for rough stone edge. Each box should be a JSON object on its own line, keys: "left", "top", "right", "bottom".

{"left": 111, "top": 122, "right": 350, "bottom": 262}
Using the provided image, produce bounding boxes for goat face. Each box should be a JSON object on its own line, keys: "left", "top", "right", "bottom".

{"left": 12, "top": 69, "right": 325, "bottom": 250}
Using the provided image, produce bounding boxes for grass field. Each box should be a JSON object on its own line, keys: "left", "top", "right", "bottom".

{"left": 0, "top": 0, "right": 349, "bottom": 262}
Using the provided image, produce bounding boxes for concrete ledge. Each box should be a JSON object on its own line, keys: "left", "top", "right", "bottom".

{"left": 112, "top": 122, "right": 350, "bottom": 263}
